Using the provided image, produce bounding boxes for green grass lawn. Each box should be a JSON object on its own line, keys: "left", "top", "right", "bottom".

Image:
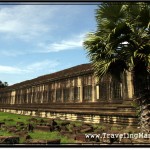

{"left": 0, "top": 130, "right": 12, "bottom": 136}
{"left": 0, "top": 111, "right": 141, "bottom": 144}
{"left": 28, "top": 131, "right": 75, "bottom": 144}
{"left": 0, "top": 112, "right": 31, "bottom": 126}
{"left": 0, "top": 112, "right": 76, "bottom": 144}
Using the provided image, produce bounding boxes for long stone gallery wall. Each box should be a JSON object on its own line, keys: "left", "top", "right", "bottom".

{"left": 0, "top": 64, "right": 138, "bottom": 126}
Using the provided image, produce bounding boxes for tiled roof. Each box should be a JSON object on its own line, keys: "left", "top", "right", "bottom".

{"left": 1, "top": 63, "right": 93, "bottom": 91}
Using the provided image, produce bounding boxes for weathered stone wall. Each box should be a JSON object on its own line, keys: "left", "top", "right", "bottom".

{"left": 0, "top": 64, "right": 135, "bottom": 106}
{"left": 0, "top": 64, "right": 137, "bottom": 127}
{"left": 0, "top": 102, "right": 138, "bottom": 126}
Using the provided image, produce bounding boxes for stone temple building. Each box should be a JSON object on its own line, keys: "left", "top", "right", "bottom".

{"left": 0, "top": 63, "right": 138, "bottom": 126}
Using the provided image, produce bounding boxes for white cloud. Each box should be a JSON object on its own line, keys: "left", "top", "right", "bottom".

{"left": 0, "top": 32, "right": 85, "bottom": 56}
{"left": 0, "top": 5, "right": 56, "bottom": 41}
{"left": 26, "top": 60, "right": 59, "bottom": 72}
{"left": 0, "top": 60, "right": 59, "bottom": 74}
{"left": 0, "top": 5, "right": 88, "bottom": 42}
{"left": 37, "top": 33, "right": 86, "bottom": 52}
{"left": 0, "top": 5, "right": 90, "bottom": 55}
{"left": 0, "top": 65, "right": 25, "bottom": 74}
{"left": 0, "top": 50, "right": 25, "bottom": 57}
{"left": 47, "top": 40, "right": 83, "bottom": 52}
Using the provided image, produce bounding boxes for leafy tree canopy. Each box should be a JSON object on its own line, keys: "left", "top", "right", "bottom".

{"left": 0, "top": 81, "right": 8, "bottom": 88}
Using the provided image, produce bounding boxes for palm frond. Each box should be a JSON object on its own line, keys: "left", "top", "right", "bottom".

{"left": 84, "top": 2, "right": 150, "bottom": 82}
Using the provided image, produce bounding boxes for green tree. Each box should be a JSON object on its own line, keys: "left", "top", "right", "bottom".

{"left": 0, "top": 81, "right": 8, "bottom": 88}
{"left": 83, "top": 2, "right": 150, "bottom": 133}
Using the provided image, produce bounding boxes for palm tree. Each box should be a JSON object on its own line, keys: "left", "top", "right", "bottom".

{"left": 83, "top": 2, "right": 150, "bottom": 133}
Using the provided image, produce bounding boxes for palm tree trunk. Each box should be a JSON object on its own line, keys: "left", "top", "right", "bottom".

{"left": 134, "top": 75, "right": 150, "bottom": 133}
{"left": 139, "top": 104, "right": 150, "bottom": 133}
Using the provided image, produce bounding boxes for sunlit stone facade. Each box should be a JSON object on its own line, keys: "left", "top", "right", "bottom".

{"left": 0, "top": 63, "right": 138, "bottom": 125}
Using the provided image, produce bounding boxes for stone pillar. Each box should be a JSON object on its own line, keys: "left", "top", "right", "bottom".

{"left": 42, "top": 91, "right": 44, "bottom": 104}
{"left": 96, "top": 85, "right": 99, "bottom": 100}
{"left": 122, "top": 72, "right": 128, "bottom": 100}
{"left": 11, "top": 91, "right": 16, "bottom": 104}
{"left": 26, "top": 89, "right": 29, "bottom": 104}
{"left": 40, "top": 86, "right": 42, "bottom": 103}
{"left": 108, "top": 76, "right": 112, "bottom": 102}
{"left": 33, "top": 87, "right": 36, "bottom": 104}
{"left": 21, "top": 89, "right": 23, "bottom": 104}
{"left": 29, "top": 88, "right": 32, "bottom": 104}
{"left": 33, "top": 88, "right": 35, "bottom": 104}
{"left": 31, "top": 88, "right": 33, "bottom": 104}
{"left": 41, "top": 85, "right": 44, "bottom": 103}
{"left": 78, "top": 77, "right": 83, "bottom": 102}
{"left": 46, "top": 85, "right": 49, "bottom": 103}
{"left": 94, "top": 77, "right": 100, "bottom": 101}
{"left": 61, "top": 87, "right": 64, "bottom": 103}
{"left": 92, "top": 75, "right": 95, "bottom": 102}
{"left": 47, "top": 84, "right": 50, "bottom": 103}
{"left": 19, "top": 90, "right": 21, "bottom": 104}
{"left": 126, "top": 71, "right": 134, "bottom": 99}
{"left": 37, "top": 87, "right": 40, "bottom": 103}
{"left": 53, "top": 83, "right": 56, "bottom": 103}
{"left": 43, "top": 85, "right": 45, "bottom": 103}
{"left": 18, "top": 90, "right": 20, "bottom": 104}
{"left": 120, "top": 83, "right": 123, "bottom": 98}
{"left": 10, "top": 93, "right": 12, "bottom": 104}
{"left": 15, "top": 91, "right": 17, "bottom": 104}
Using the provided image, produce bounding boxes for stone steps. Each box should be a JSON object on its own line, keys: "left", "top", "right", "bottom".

{"left": 0, "top": 103, "right": 137, "bottom": 117}
{"left": 1, "top": 107, "right": 136, "bottom": 115}
{"left": 37, "top": 108, "right": 136, "bottom": 117}
{"left": 1, "top": 102, "right": 135, "bottom": 109}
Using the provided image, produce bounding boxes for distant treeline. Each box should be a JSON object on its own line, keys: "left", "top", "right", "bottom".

{"left": 0, "top": 81, "right": 8, "bottom": 88}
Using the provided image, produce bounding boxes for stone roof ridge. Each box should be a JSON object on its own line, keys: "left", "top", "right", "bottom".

{"left": 2, "top": 63, "right": 93, "bottom": 90}
{"left": 38, "top": 63, "right": 93, "bottom": 79}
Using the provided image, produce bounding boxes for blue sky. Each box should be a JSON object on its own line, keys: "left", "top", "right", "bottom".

{"left": 0, "top": 4, "right": 98, "bottom": 85}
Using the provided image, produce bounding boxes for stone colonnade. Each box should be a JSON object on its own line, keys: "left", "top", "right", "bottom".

{"left": 0, "top": 71, "right": 134, "bottom": 105}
